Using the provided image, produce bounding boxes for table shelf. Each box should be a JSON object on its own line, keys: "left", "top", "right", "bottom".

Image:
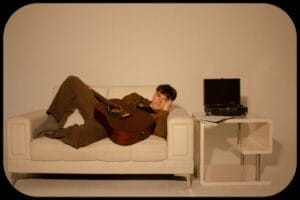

{"left": 227, "top": 137, "right": 271, "bottom": 155}
{"left": 203, "top": 164, "right": 271, "bottom": 186}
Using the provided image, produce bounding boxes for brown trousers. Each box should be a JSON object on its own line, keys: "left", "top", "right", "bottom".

{"left": 47, "top": 75, "right": 107, "bottom": 148}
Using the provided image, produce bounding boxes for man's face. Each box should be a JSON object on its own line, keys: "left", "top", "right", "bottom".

{"left": 151, "top": 91, "right": 169, "bottom": 111}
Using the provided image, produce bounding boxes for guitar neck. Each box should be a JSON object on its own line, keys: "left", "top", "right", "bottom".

{"left": 92, "top": 89, "right": 115, "bottom": 107}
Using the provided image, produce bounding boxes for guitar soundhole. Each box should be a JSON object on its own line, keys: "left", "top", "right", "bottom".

{"left": 108, "top": 104, "right": 122, "bottom": 113}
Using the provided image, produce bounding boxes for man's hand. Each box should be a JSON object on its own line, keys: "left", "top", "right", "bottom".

{"left": 163, "top": 100, "right": 173, "bottom": 111}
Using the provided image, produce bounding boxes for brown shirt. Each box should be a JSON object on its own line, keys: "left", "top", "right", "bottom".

{"left": 122, "top": 93, "right": 169, "bottom": 138}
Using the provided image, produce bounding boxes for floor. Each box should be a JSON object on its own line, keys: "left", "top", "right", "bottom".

{"left": 13, "top": 174, "right": 282, "bottom": 198}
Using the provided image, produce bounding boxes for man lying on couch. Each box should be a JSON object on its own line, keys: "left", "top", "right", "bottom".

{"left": 34, "top": 75, "right": 177, "bottom": 149}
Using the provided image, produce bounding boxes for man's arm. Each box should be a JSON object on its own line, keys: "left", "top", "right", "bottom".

{"left": 122, "top": 93, "right": 150, "bottom": 107}
{"left": 151, "top": 110, "right": 169, "bottom": 138}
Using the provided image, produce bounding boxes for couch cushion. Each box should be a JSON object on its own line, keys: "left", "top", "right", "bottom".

{"left": 95, "top": 138, "right": 131, "bottom": 161}
{"left": 30, "top": 135, "right": 167, "bottom": 161}
{"left": 63, "top": 109, "right": 84, "bottom": 128}
{"left": 107, "top": 86, "right": 156, "bottom": 100}
{"left": 30, "top": 137, "right": 97, "bottom": 161}
{"left": 31, "top": 137, "right": 63, "bottom": 161}
{"left": 131, "top": 135, "right": 167, "bottom": 161}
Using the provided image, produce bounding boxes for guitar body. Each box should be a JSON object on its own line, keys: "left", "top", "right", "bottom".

{"left": 94, "top": 99, "right": 156, "bottom": 145}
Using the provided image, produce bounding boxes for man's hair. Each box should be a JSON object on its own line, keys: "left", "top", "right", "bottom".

{"left": 156, "top": 84, "right": 177, "bottom": 101}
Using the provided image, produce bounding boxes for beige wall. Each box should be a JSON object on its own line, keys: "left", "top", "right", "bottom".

{"left": 3, "top": 3, "right": 296, "bottom": 194}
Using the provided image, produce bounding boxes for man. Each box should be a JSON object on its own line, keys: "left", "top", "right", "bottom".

{"left": 34, "top": 75, "right": 177, "bottom": 149}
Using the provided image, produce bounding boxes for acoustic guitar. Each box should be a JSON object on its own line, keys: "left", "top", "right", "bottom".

{"left": 93, "top": 90, "right": 155, "bottom": 145}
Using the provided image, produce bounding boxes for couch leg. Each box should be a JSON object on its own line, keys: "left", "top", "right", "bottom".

{"left": 175, "top": 174, "right": 192, "bottom": 187}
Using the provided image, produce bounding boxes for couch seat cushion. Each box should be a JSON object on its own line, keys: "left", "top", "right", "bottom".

{"left": 131, "top": 135, "right": 167, "bottom": 161}
{"left": 30, "top": 135, "right": 167, "bottom": 161}
{"left": 95, "top": 138, "right": 131, "bottom": 161}
{"left": 30, "top": 137, "right": 98, "bottom": 161}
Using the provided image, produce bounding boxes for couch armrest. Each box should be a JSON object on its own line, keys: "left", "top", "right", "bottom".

{"left": 167, "top": 106, "right": 194, "bottom": 160}
{"left": 6, "top": 109, "right": 47, "bottom": 160}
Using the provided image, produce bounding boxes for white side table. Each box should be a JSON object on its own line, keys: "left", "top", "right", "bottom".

{"left": 193, "top": 113, "right": 273, "bottom": 186}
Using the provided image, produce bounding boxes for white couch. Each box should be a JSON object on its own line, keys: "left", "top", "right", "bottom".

{"left": 5, "top": 85, "right": 194, "bottom": 186}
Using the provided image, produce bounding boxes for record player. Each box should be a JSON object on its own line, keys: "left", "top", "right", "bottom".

{"left": 204, "top": 78, "right": 248, "bottom": 116}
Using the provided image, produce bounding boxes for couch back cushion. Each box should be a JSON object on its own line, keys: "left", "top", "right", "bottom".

{"left": 53, "top": 85, "right": 156, "bottom": 127}
{"left": 107, "top": 85, "right": 156, "bottom": 100}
